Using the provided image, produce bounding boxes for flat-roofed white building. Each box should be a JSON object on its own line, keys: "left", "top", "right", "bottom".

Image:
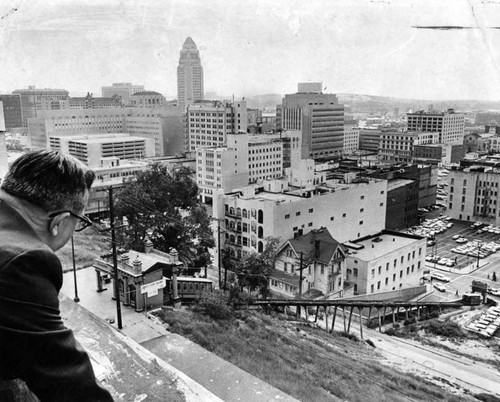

{"left": 48, "top": 133, "right": 155, "bottom": 167}
{"left": 344, "top": 230, "right": 426, "bottom": 295}
{"left": 196, "top": 132, "right": 284, "bottom": 204}
{"left": 214, "top": 178, "right": 387, "bottom": 260}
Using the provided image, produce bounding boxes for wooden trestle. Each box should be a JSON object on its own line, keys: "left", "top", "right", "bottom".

{"left": 241, "top": 299, "right": 463, "bottom": 339}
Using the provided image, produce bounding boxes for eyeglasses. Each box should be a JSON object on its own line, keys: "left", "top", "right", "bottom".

{"left": 49, "top": 210, "right": 93, "bottom": 232}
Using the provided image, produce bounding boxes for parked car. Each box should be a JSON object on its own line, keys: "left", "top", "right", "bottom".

{"left": 434, "top": 283, "right": 447, "bottom": 292}
{"left": 452, "top": 234, "right": 460, "bottom": 240}
{"left": 488, "top": 288, "right": 500, "bottom": 297}
{"left": 431, "top": 272, "right": 451, "bottom": 282}
{"left": 456, "top": 238, "right": 468, "bottom": 244}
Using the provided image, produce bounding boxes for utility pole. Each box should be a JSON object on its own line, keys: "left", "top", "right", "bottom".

{"left": 109, "top": 186, "right": 123, "bottom": 330}
{"left": 297, "top": 252, "right": 305, "bottom": 318}
{"left": 218, "top": 220, "right": 222, "bottom": 289}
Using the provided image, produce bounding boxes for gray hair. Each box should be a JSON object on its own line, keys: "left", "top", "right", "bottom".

{"left": 1, "top": 150, "right": 96, "bottom": 212}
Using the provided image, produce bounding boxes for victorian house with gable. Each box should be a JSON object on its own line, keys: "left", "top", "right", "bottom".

{"left": 271, "top": 227, "right": 349, "bottom": 299}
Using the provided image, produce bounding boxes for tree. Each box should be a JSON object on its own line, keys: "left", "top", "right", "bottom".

{"left": 113, "top": 163, "right": 214, "bottom": 265}
{"left": 236, "top": 237, "right": 280, "bottom": 298}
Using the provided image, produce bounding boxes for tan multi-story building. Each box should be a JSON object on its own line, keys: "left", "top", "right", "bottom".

{"left": 344, "top": 230, "right": 427, "bottom": 295}
{"left": 407, "top": 109, "right": 465, "bottom": 145}
{"left": 12, "top": 86, "right": 69, "bottom": 127}
{"left": 28, "top": 107, "right": 128, "bottom": 149}
{"left": 343, "top": 125, "right": 359, "bottom": 155}
{"left": 446, "top": 166, "right": 500, "bottom": 224}
{"left": 187, "top": 100, "right": 247, "bottom": 153}
{"left": 214, "top": 178, "right": 387, "bottom": 260}
{"left": 101, "top": 83, "right": 145, "bottom": 105}
{"left": 124, "top": 109, "right": 185, "bottom": 157}
{"left": 48, "top": 133, "right": 155, "bottom": 167}
{"left": 379, "top": 130, "right": 439, "bottom": 162}
{"left": 28, "top": 106, "right": 185, "bottom": 157}
{"left": 280, "top": 84, "right": 344, "bottom": 160}
{"left": 177, "top": 37, "right": 204, "bottom": 110}
{"left": 196, "top": 132, "right": 284, "bottom": 203}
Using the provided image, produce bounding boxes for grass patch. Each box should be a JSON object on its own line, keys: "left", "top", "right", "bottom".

{"left": 155, "top": 294, "right": 470, "bottom": 402}
{"left": 56, "top": 229, "right": 110, "bottom": 272}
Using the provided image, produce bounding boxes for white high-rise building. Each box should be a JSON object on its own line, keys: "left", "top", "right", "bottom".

{"left": 187, "top": 100, "right": 247, "bottom": 153}
{"left": 406, "top": 109, "right": 465, "bottom": 145}
{"left": 177, "top": 37, "right": 204, "bottom": 110}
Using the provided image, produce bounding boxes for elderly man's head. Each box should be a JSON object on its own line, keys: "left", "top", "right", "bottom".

{"left": 1, "top": 150, "right": 96, "bottom": 250}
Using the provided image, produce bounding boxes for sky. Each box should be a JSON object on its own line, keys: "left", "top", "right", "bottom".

{"left": 1, "top": 0, "right": 500, "bottom": 101}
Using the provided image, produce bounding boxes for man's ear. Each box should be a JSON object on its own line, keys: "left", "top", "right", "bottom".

{"left": 48, "top": 212, "right": 70, "bottom": 236}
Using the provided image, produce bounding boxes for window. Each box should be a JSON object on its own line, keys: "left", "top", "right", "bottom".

{"left": 370, "top": 284, "right": 374, "bottom": 293}
{"left": 377, "top": 281, "right": 380, "bottom": 290}
{"left": 400, "top": 270, "right": 403, "bottom": 278}
{"left": 342, "top": 213, "right": 346, "bottom": 218}
{"left": 385, "top": 277, "right": 388, "bottom": 285}
{"left": 309, "top": 208, "right": 314, "bottom": 213}
{"left": 353, "top": 268, "right": 358, "bottom": 277}
{"left": 386, "top": 263, "right": 389, "bottom": 271}
{"left": 401, "top": 256, "right": 404, "bottom": 264}
{"left": 418, "top": 247, "right": 422, "bottom": 255}
{"left": 418, "top": 261, "right": 421, "bottom": 269}
{"left": 378, "top": 266, "right": 381, "bottom": 274}
{"left": 393, "top": 274, "right": 396, "bottom": 281}
{"left": 296, "top": 211, "right": 301, "bottom": 216}
{"left": 371, "top": 269, "right": 375, "bottom": 278}
{"left": 360, "top": 208, "right": 364, "bottom": 213}
{"left": 393, "top": 259, "right": 396, "bottom": 267}
{"left": 361, "top": 195, "right": 365, "bottom": 200}
{"left": 285, "top": 214, "right": 290, "bottom": 219}
{"left": 359, "top": 221, "right": 363, "bottom": 225}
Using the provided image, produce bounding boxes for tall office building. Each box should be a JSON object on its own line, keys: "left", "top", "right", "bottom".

{"left": 177, "top": 37, "right": 204, "bottom": 110}
{"left": 187, "top": 100, "right": 247, "bottom": 153}
{"left": 0, "top": 94, "right": 23, "bottom": 129}
{"left": 406, "top": 109, "right": 465, "bottom": 145}
{"left": 12, "top": 86, "right": 69, "bottom": 127}
{"left": 279, "top": 83, "right": 344, "bottom": 160}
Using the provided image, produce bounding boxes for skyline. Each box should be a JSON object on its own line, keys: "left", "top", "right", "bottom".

{"left": 1, "top": 0, "right": 500, "bottom": 101}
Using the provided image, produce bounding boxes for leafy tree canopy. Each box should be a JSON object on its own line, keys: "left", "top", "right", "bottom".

{"left": 113, "top": 163, "right": 214, "bottom": 264}
{"left": 236, "top": 237, "right": 280, "bottom": 298}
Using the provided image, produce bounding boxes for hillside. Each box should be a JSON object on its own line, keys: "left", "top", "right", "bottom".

{"left": 155, "top": 292, "right": 490, "bottom": 402}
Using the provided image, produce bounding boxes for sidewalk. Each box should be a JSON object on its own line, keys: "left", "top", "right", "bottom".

{"left": 61, "top": 267, "right": 298, "bottom": 402}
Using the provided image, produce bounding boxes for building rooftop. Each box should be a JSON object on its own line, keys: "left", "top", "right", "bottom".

{"left": 344, "top": 231, "right": 424, "bottom": 261}
{"left": 387, "top": 178, "right": 415, "bottom": 191}
{"left": 287, "top": 227, "right": 343, "bottom": 265}
{"left": 131, "top": 91, "right": 163, "bottom": 96}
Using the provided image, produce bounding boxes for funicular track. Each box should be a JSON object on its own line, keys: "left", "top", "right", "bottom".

{"left": 239, "top": 299, "right": 464, "bottom": 338}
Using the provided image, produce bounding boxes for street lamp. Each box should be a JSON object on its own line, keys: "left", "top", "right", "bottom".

{"left": 71, "top": 236, "right": 80, "bottom": 302}
{"left": 477, "top": 242, "right": 483, "bottom": 268}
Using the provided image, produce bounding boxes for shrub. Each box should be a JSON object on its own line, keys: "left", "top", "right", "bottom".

{"left": 424, "top": 319, "right": 465, "bottom": 339}
{"left": 338, "top": 331, "right": 359, "bottom": 342}
{"left": 192, "top": 289, "right": 233, "bottom": 320}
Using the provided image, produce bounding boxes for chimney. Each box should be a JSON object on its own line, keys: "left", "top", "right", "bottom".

{"left": 144, "top": 238, "right": 153, "bottom": 254}
{"left": 132, "top": 255, "right": 142, "bottom": 274}
{"left": 170, "top": 248, "right": 179, "bottom": 264}
{"left": 314, "top": 239, "right": 320, "bottom": 258}
{"left": 120, "top": 253, "right": 130, "bottom": 264}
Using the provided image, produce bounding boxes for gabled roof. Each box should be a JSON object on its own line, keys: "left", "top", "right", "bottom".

{"left": 278, "top": 227, "right": 345, "bottom": 265}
